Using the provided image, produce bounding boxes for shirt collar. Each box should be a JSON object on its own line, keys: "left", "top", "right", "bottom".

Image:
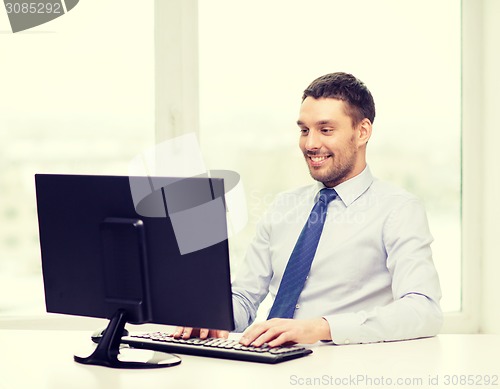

{"left": 314, "top": 165, "right": 374, "bottom": 207}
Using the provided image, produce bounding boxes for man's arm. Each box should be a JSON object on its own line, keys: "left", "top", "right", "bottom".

{"left": 231, "top": 203, "right": 276, "bottom": 332}
{"left": 325, "top": 197, "right": 442, "bottom": 344}
{"left": 324, "top": 293, "right": 442, "bottom": 345}
{"left": 239, "top": 292, "right": 441, "bottom": 347}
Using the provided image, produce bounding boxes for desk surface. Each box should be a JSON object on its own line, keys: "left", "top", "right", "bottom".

{"left": 0, "top": 329, "right": 498, "bottom": 389}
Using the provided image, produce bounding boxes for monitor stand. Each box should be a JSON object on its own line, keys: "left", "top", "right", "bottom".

{"left": 74, "top": 310, "right": 181, "bottom": 369}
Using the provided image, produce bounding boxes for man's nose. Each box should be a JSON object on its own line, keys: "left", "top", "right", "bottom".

{"left": 304, "top": 130, "right": 321, "bottom": 150}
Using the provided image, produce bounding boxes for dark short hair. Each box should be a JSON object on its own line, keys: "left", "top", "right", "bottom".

{"left": 302, "top": 72, "right": 375, "bottom": 125}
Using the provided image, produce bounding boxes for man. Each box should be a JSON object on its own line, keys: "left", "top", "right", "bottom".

{"left": 176, "top": 72, "right": 443, "bottom": 347}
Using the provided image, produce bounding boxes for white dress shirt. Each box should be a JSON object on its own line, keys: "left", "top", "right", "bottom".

{"left": 232, "top": 166, "right": 443, "bottom": 344}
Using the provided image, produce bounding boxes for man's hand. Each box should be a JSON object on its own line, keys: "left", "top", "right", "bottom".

{"left": 239, "top": 317, "right": 331, "bottom": 348}
{"left": 172, "top": 326, "right": 229, "bottom": 340}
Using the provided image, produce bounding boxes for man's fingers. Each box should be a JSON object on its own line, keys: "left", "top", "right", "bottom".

{"left": 213, "top": 330, "right": 230, "bottom": 339}
{"left": 172, "top": 327, "right": 195, "bottom": 339}
{"left": 173, "top": 326, "right": 185, "bottom": 338}
{"left": 240, "top": 321, "right": 274, "bottom": 346}
{"left": 173, "top": 327, "right": 227, "bottom": 340}
{"left": 267, "top": 332, "right": 292, "bottom": 348}
{"left": 250, "top": 326, "right": 282, "bottom": 347}
{"left": 239, "top": 319, "right": 302, "bottom": 347}
{"left": 199, "top": 328, "right": 209, "bottom": 339}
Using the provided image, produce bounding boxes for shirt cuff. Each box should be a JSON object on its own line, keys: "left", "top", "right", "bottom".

{"left": 323, "top": 311, "right": 368, "bottom": 345}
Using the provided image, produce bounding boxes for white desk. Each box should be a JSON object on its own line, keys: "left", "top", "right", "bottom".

{"left": 0, "top": 330, "right": 498, "bottom": 389}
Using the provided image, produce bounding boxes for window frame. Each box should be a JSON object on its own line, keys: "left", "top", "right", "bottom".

{"left": 443, "top": 0, "right": 483, "bottom": 333}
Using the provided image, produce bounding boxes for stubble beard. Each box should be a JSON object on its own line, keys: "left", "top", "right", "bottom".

{"left": 305, "top": 141, "right": 358, "bottom": 188}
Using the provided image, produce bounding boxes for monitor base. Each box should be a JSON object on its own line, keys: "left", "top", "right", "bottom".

{"left": 74, "top": 310, "right": 181, "bottom": 369}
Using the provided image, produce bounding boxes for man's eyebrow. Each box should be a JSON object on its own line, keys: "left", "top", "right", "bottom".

{"left": 316, "top": 120, "right": 336, "bottom": 126}
{"left": 296, "top": 119, "right": 336, "bottom": 126}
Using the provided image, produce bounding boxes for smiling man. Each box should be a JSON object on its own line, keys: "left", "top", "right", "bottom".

{"left": 178, "top": 72, "right": 443, "bottom": 347}
{"left": 297, "top": 95, "right": 371, "bottom": 188}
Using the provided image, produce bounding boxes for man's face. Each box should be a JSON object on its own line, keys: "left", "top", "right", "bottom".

{"left": 297, "top": 97, "right": 368, "bottom": 188}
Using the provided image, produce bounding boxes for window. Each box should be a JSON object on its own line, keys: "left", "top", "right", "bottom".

{"left": 1, "top": 0, "right": 466, "bottom": 327}
{"left": 197, "top": 0, "right": 461, "bottom": 313}
{"left": 0, "top": 1, "right": 154, "bottom": 316}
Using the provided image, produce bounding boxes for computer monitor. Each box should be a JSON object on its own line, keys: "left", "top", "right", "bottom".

{"left": 35, "top": 173, "right": 235, "bottom": 368}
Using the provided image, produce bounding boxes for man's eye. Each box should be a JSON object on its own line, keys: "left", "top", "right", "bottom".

{"left": 321, "top": 128, "right": 334, "bottom": 133}
{"left": 300, "top": 128, "right": 309, "bottom": 135}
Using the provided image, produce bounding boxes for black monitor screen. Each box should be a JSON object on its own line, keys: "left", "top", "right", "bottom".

{"left": 35, "top": 173, "right": 235, "bottom": 367}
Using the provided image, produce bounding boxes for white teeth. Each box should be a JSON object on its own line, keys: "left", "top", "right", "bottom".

{"left": 310, "top": 156, "right": 328, "bottom": 162}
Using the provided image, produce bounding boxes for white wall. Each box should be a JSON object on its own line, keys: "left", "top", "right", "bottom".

{"left": 480, "top": 0, "right": 500, "bottom": 334}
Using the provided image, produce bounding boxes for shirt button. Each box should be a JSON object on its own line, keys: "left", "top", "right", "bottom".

{"left": 295, "top": 304, "right": 300, "bottom": 309}
{"left": 344, "top": 339, "right": 350, "bottom": 345}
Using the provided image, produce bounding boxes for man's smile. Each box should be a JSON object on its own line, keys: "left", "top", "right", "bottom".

{"left": 307, "top": 154, "right": 331, "bottom": 167}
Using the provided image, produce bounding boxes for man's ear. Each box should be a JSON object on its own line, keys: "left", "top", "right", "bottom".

{"left": 357, "top": 118, "right": 372, "bottom": 146}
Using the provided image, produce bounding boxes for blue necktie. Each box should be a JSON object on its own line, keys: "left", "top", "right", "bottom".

{"left": 267, "top": 188, "right": 337, "bottom": 319}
